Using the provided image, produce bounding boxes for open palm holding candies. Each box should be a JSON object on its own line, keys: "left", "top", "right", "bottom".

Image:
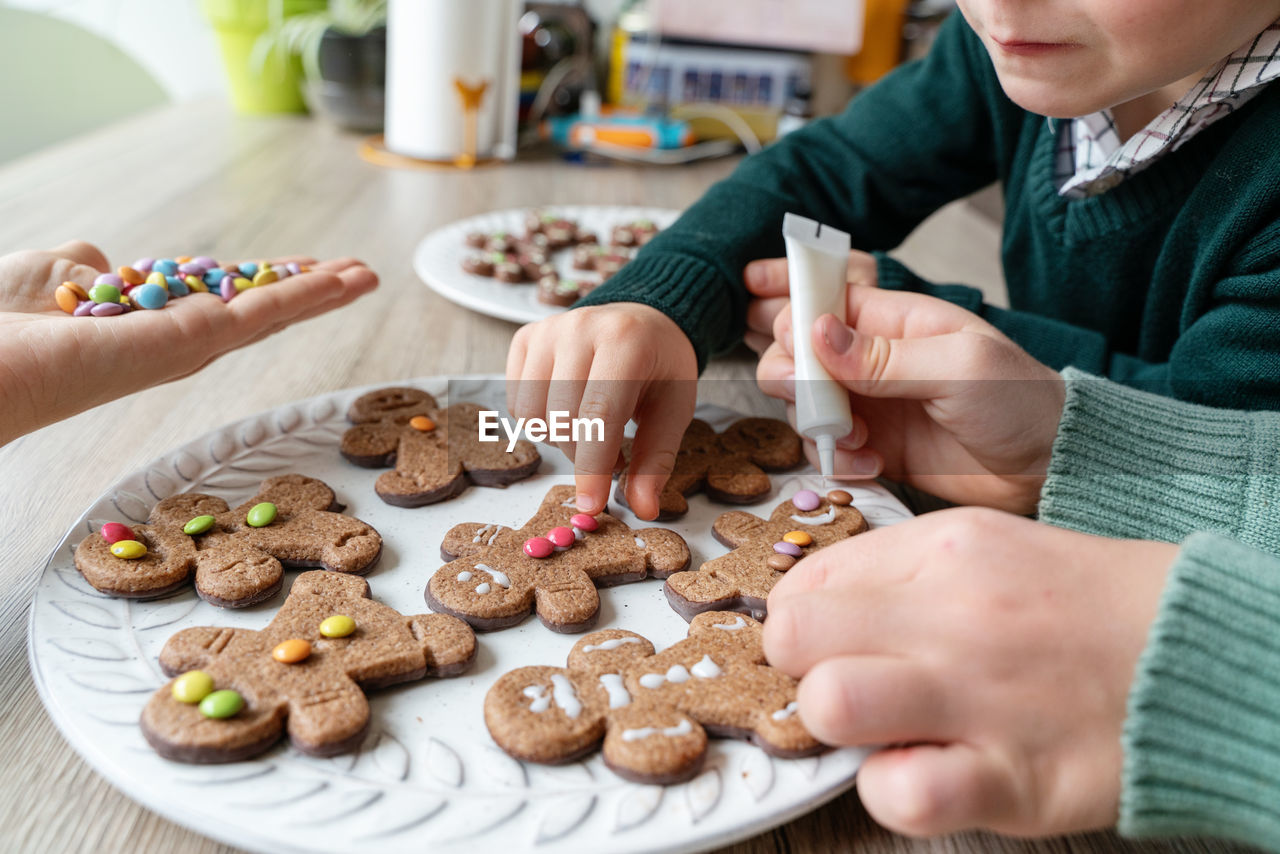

{"left": 0, "top": 241, "right": 379, "bottom": 448}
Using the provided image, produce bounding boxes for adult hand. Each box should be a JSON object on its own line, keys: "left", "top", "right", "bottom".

{"left": 742, "top": 248, "right": 878, "bottom": 354}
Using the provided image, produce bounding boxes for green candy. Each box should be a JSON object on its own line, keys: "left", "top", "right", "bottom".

{"left": 246, "top": 502, "right": 277, "bottom": 528}
{"left": 183, "top": 515, "right": 215, "bottom": 535}
{"left": 88, "top": 283, "right": 121, "bottom": 304}
{"left": 198, "top": 689, "right": 244, "bottom": 719}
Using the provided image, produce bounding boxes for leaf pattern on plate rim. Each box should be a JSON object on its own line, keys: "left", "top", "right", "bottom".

{"left": 685, "top": 767, "right": 722, "bottom": 824}
{"left": 424, "top": 737, "right": 464, "bottom": 788}
{"left": 613, "top": 784, "right": 664, "bottom": 833}
{"left": 533, "top": 793, "right": 595, "bottom": 844}
{"left": 48, "top": 636, "right": 129, "bottom": 661}
{"left": 738, "top": 750, "right": 775, "bottom": 802}
{"left": 50, "top": 599, "right": 119, "bottom": 630}
{"left": 66, "top": 669, "right": 156, "bottom": 694}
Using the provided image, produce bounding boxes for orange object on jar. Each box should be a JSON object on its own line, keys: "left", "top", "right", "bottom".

{"left": 272, "top": 638, "right": 312, "bottom": 664}
{"left": 410, "top": 415, "right": 436, "bottom": 432}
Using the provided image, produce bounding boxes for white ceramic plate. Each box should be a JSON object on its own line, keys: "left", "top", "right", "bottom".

{"left": 413, "top": 206, "right": 680, "bottom": 325}
{"left": 28, "top": 377, "right": 913, "bottom": 854}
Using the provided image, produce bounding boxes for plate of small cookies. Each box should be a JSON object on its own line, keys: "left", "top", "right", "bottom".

{"left": 413, "top": 206, "right": 680, "bottom": 325}
{"left": 28, "top": 376, "right": 913, "bottom": 854}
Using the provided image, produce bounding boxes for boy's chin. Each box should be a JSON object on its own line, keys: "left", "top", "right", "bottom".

{"left": 994, "top": 75, "right": 1114, "bottom": 120}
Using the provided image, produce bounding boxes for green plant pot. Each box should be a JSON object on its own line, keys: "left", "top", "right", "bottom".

{"left": 202, "top": 0, "right": 327, "bottom": 114}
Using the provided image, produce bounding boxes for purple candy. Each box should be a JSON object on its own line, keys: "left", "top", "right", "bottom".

{"left": 192, "top": 256, "right": 217, "bottom": 269}
{"left": 93, "top": 272, "right": 123, "bottom": 287}
{"left": 73, "top": 300, "right": 94, "bottom": 317}
{"left": 220, "top": 278, "right": 237, "bottom": 302}
{"left": 90, "top": 302, "right": 124, "bottom": 317}
{"left": 792, "top": 489, "right": 821, "bottom": 511}
{"left": 177, "top": 262, "right": 207, "bottom": 277}
{"left": 285, "top": 262, "right": 301, "bottom": 276}
{"left": 132, "top": 257, "right": 155, "bottom": 274}
{"left": 773, "top": 541, "right": 803, "bottom": 557}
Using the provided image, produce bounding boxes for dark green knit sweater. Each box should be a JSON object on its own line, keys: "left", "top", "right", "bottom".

{"left": 576, "top": 11, "right": 1280, "bottom": 409}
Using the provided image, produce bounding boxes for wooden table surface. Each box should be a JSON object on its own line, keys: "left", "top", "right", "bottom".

{"left": 0, "top": 100, "right": 1245, "bottom": 854}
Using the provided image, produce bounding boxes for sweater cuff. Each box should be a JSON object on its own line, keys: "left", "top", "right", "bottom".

{"left": 1038, "top": 368, "right": 1280, "bottom": 554}
{"left": 873, "top": 253, "right": 986, "bottom": 314}
{"left": 1122, "top": 532, "right": 1280, "bottom": 848}
{"left": 573, "top": 254, "right": 737, "bottom": 373}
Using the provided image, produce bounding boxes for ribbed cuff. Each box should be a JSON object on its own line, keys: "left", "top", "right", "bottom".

{"left": 1121, "top": 532, "right": 1280, "bottom": 850}
{"left": 873, "top": 253, "right": 986, "bottom": 314}
{"left": 1038, "top": 368, "right": 1280, "bottom": 554}
{"left": 573, "top": 254, "right": 738, "bottom": 373}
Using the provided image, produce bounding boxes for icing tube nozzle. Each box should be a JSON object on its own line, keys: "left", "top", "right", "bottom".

{"left": 815, "top": 433, "right": 837, "bottom": 481}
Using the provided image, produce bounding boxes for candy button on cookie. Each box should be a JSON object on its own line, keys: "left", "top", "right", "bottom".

{"left": 171, "top": 670, "right": 215, "bottom": 704}
{"left": 409, "top": 415, "right": 436, "bottom": 432}
{"left": 319, "top": 615, "right": 356, "bottom": 638}
{"left": 246, "top": 502, "right": 277, "bottom": 528}
{"left": 199, "top": 689, "right": 245, "bottom": 719}
{"left": 110, "top": 539, "right": 147, "bottom": 559}
{"left": 827, "top": 489, "right": 853, "bottom": 506}
{"left": 183, "top": 515, "right": 215, "bottom": 535}
{"left": 546, "top": 526, "right": 575, "bottom": 548}
{"left": 773, "top": 541, "right": 802, "bottom": 558}
{"left": 100, "top": 522, "right": 135, "bottom": 544}
{"left": 524, "top": 536, "right": 554, "bottom": 559}
{"left": 792, "top": 489, "right": 821, "bottom": 512}
{"left": 782, "top": 530, "right": 813, "bottom": 547}
{"left": 272, "top": 639, "right": 312, "bottom": 664}
{"left": 768, "top": 554, "right": 796, "bottom": 571}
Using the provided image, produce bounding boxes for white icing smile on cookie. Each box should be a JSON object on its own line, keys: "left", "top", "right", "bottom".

{"left": 476, "top": 563, "right": 510, "bottom": 588}
{"left": 790, "top": 506, "right": 836, "bottom": 525}
{"left": 772, "top": 701, "right": 799, "bottom": 721}
{"left": 712, "top": 616, "right": 747, "bottom": 631}
{"left": 598, "top": 673, "right": 631, "bottom": 708}
{"left": 621, "top": 719, "right": 693, "bottom": 742}
{"left": 639, "top": 665, "right": 690, "bottom": 689}
{"left": 583, "top": 636, "right": 641, "bottom": 652}
{"left": 522, "top": 673, "right": 582, "bottom": 718}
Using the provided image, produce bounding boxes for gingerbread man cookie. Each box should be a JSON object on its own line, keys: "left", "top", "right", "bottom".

{"left": 141, "top": 571, "right": 476, "bottom": 762}
{"left": 75, "top": 474, "right": 382, "bottom": 608}
{"left": 664, "top": 489, "right": 867, "bottom": 621}
{"left": 484, "top": 611, "right": 821, "bottom": 784}
{"left": 340, "top": 387, "right": 541, "bottom": 507}
{"left": 426, "top": 484, "right": 691, "bottom": 633}
{"left": 615, "top": 418, "right": 804, "bottom": 520}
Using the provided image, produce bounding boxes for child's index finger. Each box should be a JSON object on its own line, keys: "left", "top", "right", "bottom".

{"left": 569, "top": 378, "right": 642, "bottom": 515}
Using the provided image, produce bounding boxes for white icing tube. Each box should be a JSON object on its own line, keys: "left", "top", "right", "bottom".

{"left": 783, "top": 213, "right": 854, "bottom": 480}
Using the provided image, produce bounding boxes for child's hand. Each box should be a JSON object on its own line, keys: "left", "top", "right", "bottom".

{"left": 506, "top": 303, "right": 698, "bottom": 520}
{"left": 0, "top": 241, "right": 378, "bottom": 447}
{"left": 765, "top": 509, "right": 1177, "bottom": 837}
{"left": 742, "top": 249, "right": 878, "bottom": 354}
{"left": 757, "top": 287, "right": 1064, "bottom": 514}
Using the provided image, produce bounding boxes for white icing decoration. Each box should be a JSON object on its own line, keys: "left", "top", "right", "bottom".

{"left": 790, "top": 507, "right": 837, "bottom": 525}
{"left": 477, "top": 564, "right": 510, "bottom": 588}
{"left": 550, "top": 673, "right": 581, "bottom": 718}
{"left": 583, "top": 636, "right": 641, "bottom": 652}
{"left": 474, "top": 582, "right": 491, "bottom": 594}
{"left": 690, "top": 654, "right": 722, "bottom": 679}
{"left": 573, "top": 527, "right": 584, "bottom": 541}
{"left": 634, "top": 536, "right": 646, "bottom": 548}
{"left": 598, "top": 673, "right": 630, "bottom": 708}
{"left": 639, "top": 664, "right": 690, "bottom": 689}
{"left": 523, "top": 685, "right": 550, "bottom": 712}
{"left": 772, "top": 701, "right": 799, "bottom": 721}
{"left": 622, "top": 719, "right": 693, "bottom": 742}
{"left": 472, "top": 524, "right": 495, "bottom": 544}
{"left": 713, "top": 616, "right": 747, "bottom": 631}
{"left": 561, "top": 498, "right": 578, "bottom": 508}
{"left": 456, "top": 571, "right": 473, "bottom": 582}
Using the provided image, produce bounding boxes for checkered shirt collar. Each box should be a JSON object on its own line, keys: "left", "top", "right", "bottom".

{"left": 1056, "top": 20, "right": 1280, "bottom": 197}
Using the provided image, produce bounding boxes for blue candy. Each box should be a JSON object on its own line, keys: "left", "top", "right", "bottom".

{"left": 133, "top": 283, "right": 169, "bottom": 310}
{"left": 153, "top": 259, "right": 178, "bottom": 276}
{"left": 238, "top": 262, "right": 259, "bottom": 278}
{"left": 204, "top": 269, "right": 228, "bottom": 286}
{"left": 167, "top": 276, "right": 190, "bottom": 297}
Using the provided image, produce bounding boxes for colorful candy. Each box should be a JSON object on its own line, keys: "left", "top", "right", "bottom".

{"left": 827, "top": 490, "right": 853, "bottom": 506}
{"left": 110, "top": 539, "right": 147, "bottom": 559}
{"left": 153, "top": 259, "right": 178, "bottom": 275}
{"left": 524, "top": 536, "right": 555, "bottom": 558}
{"left": 55, "top": 284, "right": 82, "bottom": 314}
{"left": 272, "top": 638, "right": 312, "bottom": 664}
{"left": 569, "top": 513, "right": 598, "bottom": 532}
{"left": 59, "top": 254, "right": 290, "bottom": 317}
{"left": 90, "top": 302, "right": 125, "bottom": 317}
{"left": 246, "top": 502, "right": 278, "bottom": 528}
{"left": 773, "top": 541, "right": 803, "bottom": 558}
{"left": 88, "top": 283, "right": 121, "bottom": 304}
{"left": 782, "top": 530, "right": 813, "bottom": 547}
{"left": 546, "top": 526, "right": 575, "bottom": 548}
{"left": 93, "top": 272, "right": 123, "bottom": 288}
{"left": 767, "top": 554, "right": 796, "bottom": 571}
{"left": 171, "top": 670, "right": 215, "bottom": 704}
{"left": 409, "top": 415, "right": 436, "bottom": 432}
{"left": 199, "top": 689, "right": 245, "bottom": 719}
{"left": 132, "top": 283, "right": 169, "bottom": 310}
{"left": 792, "top": 489, "right": 821, "bottom": 512}
{"left": 253, "top": 268, "right": 278, "bottom": 287}
{"left": 118, "top": 266, "right": 145, "bottom": 285}
{"left": 145, "top": 270, "right": 168, "bottom": 288}
{"left": 100, "top": 522, "right": 135, "bottom": 544}
{"left": 132, "top": 257, "right": 156, "bottom": 274}
{"left": 319, "top": 615, "right": 356, "bottom": 638}
{"left": 183, "top": 515, "right": 215, "bottom": 535}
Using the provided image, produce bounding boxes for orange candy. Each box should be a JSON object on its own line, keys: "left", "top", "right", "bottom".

{"left": 117, "top": 266, "right": 145, "bottom": 285}
{"left": 271, "top": 638, "right": 312, "bottom": 664}
{"left": 782, "top": 530, "right": 813, "bottom": 547}
{"left": 55, "top": 284, "right": 81, "bottom": 314}
{"left": 410, "top": 415, "right": 436, "bottom": 432}
{"left": 175, "top": 255, "right": 192, "bottom": 263}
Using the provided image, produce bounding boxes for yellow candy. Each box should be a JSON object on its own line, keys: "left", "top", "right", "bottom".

{"left": 782, "top": 530, "right": 813, "bottom": 547}
{"left": 185, "top": 274, "right": 206, "bottom": 293}
{"left": 232, "top": 277, "right": 253, "bottom": 292}
{"left": 253, "top": 269, "right": 279, "bottom": 287}
{"left": 118, "top": 294, "right": 130, "bottom": 305}
{"left": 110, "top": 539, "right": 147, "bottom": 559}
{"left": 319, "top": 615, "right": 356, "bottom": 638}
{"left": 171, "top": 670, "right": 215, "bottom": 704}
{"left": 145, "top": 271, "right": 167, "bottom": 287}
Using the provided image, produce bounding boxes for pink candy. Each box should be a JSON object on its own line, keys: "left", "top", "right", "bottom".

{"left": 523, "top": 536, "right": 554, "bottom": 559}
{"left": 546, "top": 526, "right": 575, "bottom": 548}
{"left": 792, "top": 489, "right": 821, "bottom": 511}
{"left": 569, "top": 513, "right": 598, "bottom": 532}
{"left": 101, "top": 522, "right": 135, "bottom": 544}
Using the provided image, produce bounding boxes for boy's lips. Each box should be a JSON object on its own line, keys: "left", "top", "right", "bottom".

{"left": 991, "top": 35, "right": 1080, "bottom": 56}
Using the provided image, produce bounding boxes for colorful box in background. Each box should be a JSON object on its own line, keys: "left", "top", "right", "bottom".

{"left": 650, "top": 0, "right": 864, "bottom": 55}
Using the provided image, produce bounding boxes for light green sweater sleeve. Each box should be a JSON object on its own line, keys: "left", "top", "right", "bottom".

{"left": 1037, "top": 369, "right": 1280, "bottom": 849}
{"left": 1038, "top": 367, "right": 1280, "bottom": 554}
